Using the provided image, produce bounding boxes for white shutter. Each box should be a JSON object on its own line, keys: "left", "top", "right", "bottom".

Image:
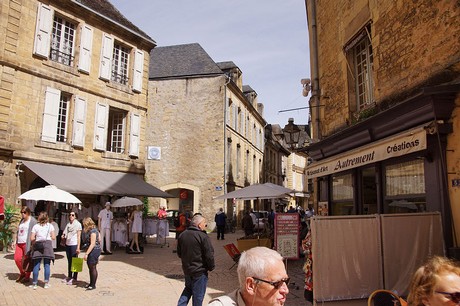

{"left": 129, "top": 113, "right": 140, "bottom": 157}
{"left": 94, "top": 102, "right": 108, "bottom": 150}
{"left": 99, "top": 33, "right": 113, "bottom": 81}
{"left": 72, "top": 96, "right": 87, "bottom": 147}
{"left": 78, "top": 24, "right": 93, "bottom": 74}
{"left": 132, "top": 49, "right": 144, "bottom": 93}
{"left": 41, "top": 87, "right": 60, "bottom": 143}
{"left": 33, "top": 3, "right": 53, "bottom": 58}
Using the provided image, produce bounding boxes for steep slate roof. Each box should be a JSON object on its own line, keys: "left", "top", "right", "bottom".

{"left": 149, "top": 43, "right": 223, "bottom": 79}
{"left": 73, "top": 0, "right": 155, "bottom": 44}
{"left": 216, "top": 61, "right": 239, "bottom": 70}
{"left": 243, "top": 85, "right": 255, "bottom": 94}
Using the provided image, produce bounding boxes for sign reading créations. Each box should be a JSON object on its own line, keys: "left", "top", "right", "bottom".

{"left": 306, "top": 127, "right": 427, "bottom": 178}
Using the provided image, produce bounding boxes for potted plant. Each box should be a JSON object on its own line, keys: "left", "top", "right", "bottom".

{"left": 0, "top": 204, "right": 20, "bottom": 253}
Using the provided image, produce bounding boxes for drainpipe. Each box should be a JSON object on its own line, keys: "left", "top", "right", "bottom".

{"left": 305, "top": 0, "right": 321, "bottom": 140}
{"left": 223, "top": 75, "right": 231, "bottom": 213}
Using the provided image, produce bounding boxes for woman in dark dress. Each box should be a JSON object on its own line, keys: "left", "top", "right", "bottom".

{"left": 82, "top": 217, "right": 101, "bottom": 290}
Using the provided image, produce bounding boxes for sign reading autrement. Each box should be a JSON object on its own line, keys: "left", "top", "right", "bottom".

{"left": 274, "top": 213, "right": 299, "bottom": 259}
{"left": 306, "top": 126, "right": 427, "bottom": 178}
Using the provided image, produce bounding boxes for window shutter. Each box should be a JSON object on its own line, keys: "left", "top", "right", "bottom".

{"left": 78, "top": 24, "right": 93, "bottom": 74}
{"left": 33, "top": 3, "right": 53, "bottom": 58}
{"left": 72, "top": 96, "right": 87, "bottom": 147}
{"left": 132, "top": 49, "right": 144, "bottom": 93}
{"left": 129, "top": 113, "right": 140, "bottom": 157}
{"left": 99, "top": 33, "right": 113, "bottom": 81}
{"left": 41, "top": 87, "right": 60, "bottom": 143}
{"left": 94, "top": 102, "right": 108, "bottom": 150}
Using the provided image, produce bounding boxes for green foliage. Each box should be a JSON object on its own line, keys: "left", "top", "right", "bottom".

{"left": 142, "top": 197, "right": 149, "bottom": 217}
{"left": 0, "top": 204, "right": 21, "bottom": 250}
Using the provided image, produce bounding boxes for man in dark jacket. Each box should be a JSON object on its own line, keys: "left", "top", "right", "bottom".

{"left": 214, "top": 208, "right": 227, "bottom": 240}
{"left": 177, "top": 214, "right": 215, "bottom": 306}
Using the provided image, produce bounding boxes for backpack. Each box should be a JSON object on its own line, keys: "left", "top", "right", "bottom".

{"left": 173, "top": 215, "right": 181, "bottom": 227}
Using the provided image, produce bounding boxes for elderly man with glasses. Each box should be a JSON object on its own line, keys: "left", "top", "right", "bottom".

{"left": 177, "top": 214, "right": 215, "bottom": 306}
{"left": 209, "top": 247, "right": 289, "bottom": 306}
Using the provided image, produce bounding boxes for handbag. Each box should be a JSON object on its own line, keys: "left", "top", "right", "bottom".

{"left": 71, "top": 257, "right": 84, "bottom": 273}
{"left": 60, "top": 237, "right": 67, "bottom": 247}
{"left": 34, "top": 224, "right": 51, "bottom": 251}
{"left": 22, "top": 252, "right": 33, "bottom": 272}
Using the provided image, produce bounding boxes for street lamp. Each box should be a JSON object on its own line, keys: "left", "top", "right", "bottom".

{"left": 283, "top": 118, "right": 301, "bottom": 149}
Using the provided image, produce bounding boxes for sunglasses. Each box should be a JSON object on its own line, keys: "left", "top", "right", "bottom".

{"left": 70, "top": 214, "right": 75, "bottom": 217}
{"left": 435, "top": 291, "right": 460, "bottom": 304}
{"left": 21, "top": 211, "right": 26, "bottom": 214}
{"left": 253, "top": 277, "right": 290, "bottom": 289}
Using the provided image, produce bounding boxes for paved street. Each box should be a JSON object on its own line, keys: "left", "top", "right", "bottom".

{"left": 0, "top": 230, "right": 306, "bottom": 306}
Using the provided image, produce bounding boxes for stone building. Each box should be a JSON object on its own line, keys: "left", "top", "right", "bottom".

{"left": 147, "top": 43, "right": 265, "bottom": 221}
{"left": 304, "top": 1, "right": 459, "bottom": 253}
{"left": 0, "top": 0, "right": 157, "bottom": 209}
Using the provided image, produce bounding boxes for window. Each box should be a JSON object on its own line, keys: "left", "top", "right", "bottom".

{"left": 94, "top": 103, "right": 139, "bottom": 156}
{"left": 50, "top": 15, "right": 75, "bottom": 66}
{"left": 331, "top": 173, "right": 354, "bottom": 215}
{"left": 236, "top": 144, "right": 241, "bottom": 179}
{"left": 56, "top": 93, "right": 70, "bottom": 142}
{"left": 111, "top": 43, "right": 129, "bottom": 85}
{"left": 384, "top": 159, "right": 426, "bottom": 213}
{"left": 345, "top": 25, "right": 374, "bottom": 111}
{"left": 41, "top": 87, "right": 87, "bottom": 146}
{"left": 107, "top": 109, "right": 126, "bottom": 153}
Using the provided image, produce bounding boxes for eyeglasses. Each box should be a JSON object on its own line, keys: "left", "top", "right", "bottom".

{"left": 435, "top": 291, "right": 460, "bottom": 304}
{"left": 253, "top": 277, "right": 290, "bottom": 289}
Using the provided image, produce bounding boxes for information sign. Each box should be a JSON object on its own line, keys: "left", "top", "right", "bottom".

{"left": 274, "top": 213, "right": 299, "bottom": 259}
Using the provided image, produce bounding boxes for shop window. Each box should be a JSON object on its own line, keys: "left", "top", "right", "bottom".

{"left": 384, "top": 159, "right": 426, "bottom": 213}
{"left": 361, "top": 167, "right": 377, "bottom": 214}
{"left": 331, "top": 173, "right": 355, "bottom": 215}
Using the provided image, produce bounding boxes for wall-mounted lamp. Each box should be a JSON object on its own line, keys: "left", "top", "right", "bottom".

{"left": 15, "top": 161, "right": 23, "bottom": 176}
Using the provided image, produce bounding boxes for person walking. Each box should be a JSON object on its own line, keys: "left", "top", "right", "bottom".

{"left": 82, "top": 217, "right": 101, "bottom": 291}
{"left": 242, "top": 210, "right": 254, "bottom": 237}
{"left": 129, "top": 205, "right": 142, "bottom": 253}
{"left": 61, "top": 211, "right": 82, "bottom": 285}
{"left": 209, "top": 247, "right": 289, "bottom": 306}
{"left": 29, "top": 211, "right": 56, "bottom": 289}
{"left": 177, "top": 214, "right": 215, "bottom": 306}
{"left": 12, "top": 206, "right": 37, "bottom": 283}
{"left": 98, "top": 202, "right": 113, "bottom": 254}
{"left": 214, "top": 208, "right": 227, "bottom": 240}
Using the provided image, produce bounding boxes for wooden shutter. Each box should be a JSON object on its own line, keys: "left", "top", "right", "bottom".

{"left": 132, "top": 49, "right": 144, "bottom": 93}
{"left": 72, "top": 96, "right": 87, "bottom": 147}
{"left": 78, "top": 24, "right": 93, "bottom": 73}
{"left": 94, "top": 102, "right": 108, "bottom": 150}
{"left": 33, "top": 3, "right": 52, "bottom": 58}
{"left": 41, "top": 87, "right": 60, "bottom": 143}
{"left": 99, "top": 33, "right": 113, "bottom": 81}
{"left": 129, "top": 113, "right": 140, "bottom": 157}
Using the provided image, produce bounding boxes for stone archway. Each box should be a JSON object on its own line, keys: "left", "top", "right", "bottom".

{"left": 159, "top": 183, "right": 201, "bottom": 214}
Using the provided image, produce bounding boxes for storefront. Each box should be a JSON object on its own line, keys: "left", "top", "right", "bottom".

{"left": 305, "top": 85, "right": 458, "bottom": 250}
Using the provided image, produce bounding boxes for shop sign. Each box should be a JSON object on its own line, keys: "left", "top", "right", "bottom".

{"left": 274, "top": 213, "right": 299, "bottom": 259}
{"left": 306, "top": 126, "right": 427, "bottom": 178}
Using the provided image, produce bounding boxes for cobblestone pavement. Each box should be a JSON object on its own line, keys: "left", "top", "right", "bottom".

{"left": 0, "top": 230, "right": 307, "bottom": 306}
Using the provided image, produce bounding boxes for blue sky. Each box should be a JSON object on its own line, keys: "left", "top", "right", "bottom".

{"left": 110, "top": 0, "right": 311, "bottom": 126}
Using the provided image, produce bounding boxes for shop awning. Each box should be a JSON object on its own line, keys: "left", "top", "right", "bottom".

{"left": 22, "top": 161, "right": 173, "bottom": 198}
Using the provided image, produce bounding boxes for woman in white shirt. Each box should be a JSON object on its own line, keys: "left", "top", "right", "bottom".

{"left": 29, "top": 211, "right": 56, "bottom": 289}
{"left": 61, "top": 212, "right": 82, "bottom": 285}
{"left": 13, "top": 206, "right": 37, "bottom": 283}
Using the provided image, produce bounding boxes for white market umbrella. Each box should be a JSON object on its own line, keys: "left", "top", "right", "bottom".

{"left": 214, "top": 183, "right": 293, "bottom": 200}
{"left": 111, "top": 196, "right": 143, "bottom": 208}
{"left": 18, "top": 185, "right": 81, "bottom": 203}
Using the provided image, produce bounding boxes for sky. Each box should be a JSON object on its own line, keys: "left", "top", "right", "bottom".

{"left": 110, "top": 0, "right": 311, "bottom": 126}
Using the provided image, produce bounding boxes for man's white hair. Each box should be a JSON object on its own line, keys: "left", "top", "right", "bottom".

{"left": 237, "top": 247, "right": 284, "bottom": 288}
{"left": 191, "top": 214, "right": 205, "bottom": 226}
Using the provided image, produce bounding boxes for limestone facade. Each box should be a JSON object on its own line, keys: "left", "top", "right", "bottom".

{"left": 0, "top": 0, "right": 155, "bottom": 205}
{"left": 147, "top": 46, "right": 265, "bottom": 221}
